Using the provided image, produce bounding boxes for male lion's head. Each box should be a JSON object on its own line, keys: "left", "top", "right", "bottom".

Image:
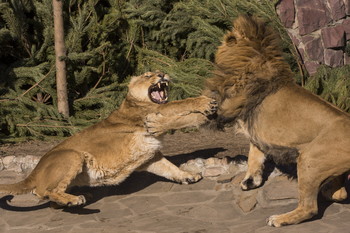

{"left": 128, "top": 71, "right": 170, "bottom": 104}
{"left": 204, "top": 15, "right": 294, "bottom": 126}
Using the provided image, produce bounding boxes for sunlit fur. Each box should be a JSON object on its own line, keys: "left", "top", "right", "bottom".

{"left": 0, "top": 71, "right": 217, "bottom": 207}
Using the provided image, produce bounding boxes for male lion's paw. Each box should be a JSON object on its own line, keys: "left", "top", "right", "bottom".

{"left": 266, "top": 215, "right": 286, "bottom": 227}
{"left": 240, "top": 173, "right": 263, "bottom": 190}
{"left": 145, "top": 113, "right": 165, "bottom": 136}
{"left": 196, "top": 96, "right": 218, "bottom": 116}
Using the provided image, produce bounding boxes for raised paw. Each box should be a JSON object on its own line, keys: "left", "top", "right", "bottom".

{"left": 195, "top": 96, "right": 218, "bottom": 116}
{"left": 145, "top": 113, "right": 165, "bottom": 136}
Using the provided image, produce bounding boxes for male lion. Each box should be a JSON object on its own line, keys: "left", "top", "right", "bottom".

{"left": 203, "top": 15, "right": 350, "bottom": 227}
{"left": 0, "top": 71, "right": 217, "bottom": 207}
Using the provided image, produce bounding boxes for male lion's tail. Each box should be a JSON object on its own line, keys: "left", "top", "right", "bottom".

{"left": 0, "top": 179, "right": 35, "bottom": 195}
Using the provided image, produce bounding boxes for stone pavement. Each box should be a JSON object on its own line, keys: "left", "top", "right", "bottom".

{"left": 0, "top": 162, "right": 349, "bottom": 233}
{"left": 0, "top": 131, "right": 349, "bottom": 233}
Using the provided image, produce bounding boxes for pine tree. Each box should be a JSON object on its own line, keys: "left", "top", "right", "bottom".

{"left": 1, "top": 0, "right": 329, "bottom": 142}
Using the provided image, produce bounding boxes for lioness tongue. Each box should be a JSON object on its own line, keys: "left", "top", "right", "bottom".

{"left": 152, "top": 91, "right": 161, "bottom": 101}
{"left": 160, "top": 91, "right": 165, "bottom": 99}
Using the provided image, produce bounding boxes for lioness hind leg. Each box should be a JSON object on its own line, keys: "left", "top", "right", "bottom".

{"left": 138, "top": 151, "right": 202, "bottom": 184}
{"left": 321, "top": 175, "right": 348, "bottom": 202}
{"left": 45, "top": 191, "right": 86, "bottom": 207}
{"left": 241, "top": 143, "right": 265, "bottom": 190}
{"left": 33, "top": 150, "right": 86, "bottom": 207}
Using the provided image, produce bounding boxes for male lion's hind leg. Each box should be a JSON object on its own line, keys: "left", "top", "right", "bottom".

{"left": 267, "top": 155, "right": 320, "bottom": 227}
{"left": 267, "top": 151, "right": 350, "bottom": 227}
{"left": 241, "top": 143, "right": 265, "bottom": 190}
{"left": 33, "top": 150, "right": 86, "bottom": 207}
{"left": 138, "top": 151, "right": 202, "bottom": 184}
{"left": 321, "top": 175, "right": 348, "bottom": 202}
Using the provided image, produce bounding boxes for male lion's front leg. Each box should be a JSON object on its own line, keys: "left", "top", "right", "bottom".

{"left": 241, "top": 143, "right": 265, "bottom": 190}
{"left": 138, "top": 151, "right": 202, "bottom": 184}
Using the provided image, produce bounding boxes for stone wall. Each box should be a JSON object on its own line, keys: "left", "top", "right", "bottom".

{"left": 276, "top": 0, "right": 350, "bottom": 75}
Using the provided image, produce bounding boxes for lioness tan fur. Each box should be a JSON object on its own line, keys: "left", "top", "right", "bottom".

{"left": 204, "top": 15, "right": 350, "bottom": 227}
{"left": 0, "top": 71, "right": 217, "bottom": 207}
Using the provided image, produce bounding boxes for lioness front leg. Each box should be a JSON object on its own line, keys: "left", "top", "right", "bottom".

{"left": 145, "top": 96, "right": 217, "bottom": 136}
{"left": 158, "top": 95, "right": 218, "bottom": 117}
{"left": 145, "top": 113, "right": 209, "bottom": 136}
{"left": 138, "top": 151, "right": 202, "bottom": 184}
{"left": 241, "top": 143, "right": 265, "bottom": 190}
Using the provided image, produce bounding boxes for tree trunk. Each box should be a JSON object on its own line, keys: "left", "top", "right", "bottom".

{"left": 53, "top": 0, "right": 69, "bottom": 117}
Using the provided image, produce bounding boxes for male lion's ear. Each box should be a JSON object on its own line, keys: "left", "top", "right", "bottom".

{"left": 224, "top": 30, "right": 237, "bottom": 46}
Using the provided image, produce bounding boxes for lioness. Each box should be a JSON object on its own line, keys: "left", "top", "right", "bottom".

{"left": 204, "top": 15, "right": 350, "bottom": 227}
{"left": 0, "top": 71, "right": 217, "bottom": 207}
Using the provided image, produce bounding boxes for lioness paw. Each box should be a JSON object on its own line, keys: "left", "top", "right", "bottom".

{"left": 145, "top": 113, "right": 165, "bottom": 136}
{"left": 196, "top": 96, "right": 218, "bottom": 116}
{"left": 178, "top": 172, "right": 202, "bottom": 184}
{"left": 67, "top": 195, "right": 86, "bottom": 207}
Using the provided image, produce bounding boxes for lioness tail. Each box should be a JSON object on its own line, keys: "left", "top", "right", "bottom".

{"left": 0, "top": 179, "right": 34, "bottom": 195}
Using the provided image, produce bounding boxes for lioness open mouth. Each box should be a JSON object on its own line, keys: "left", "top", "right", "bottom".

{"left": 149, "top": 80, "right": 169, "bottom": 104}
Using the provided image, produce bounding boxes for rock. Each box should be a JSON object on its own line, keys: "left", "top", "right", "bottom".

{"left": 345, "top": 0, "right": 350, "bottom": 15}
{"left": 203, "top": 166, "right": 226, "bottom": 177}
{"left": 304, "top": 36, "right": 324, "bottom": 62}
{"left": 321, "top": 25, "right": 346, "bottom": 48}
{"left": 231, "top": 171, "right": 246, "bottom": 185}
{"left": 288, "top": 31, "right": 300, "bottom": 46}
{"left": 296, "top": 0, "right": 332, "bottom": 35}
{"left": 297, "top": 47, "right": 306, "bottom": 62}
{"left": 0, "top": 159, "right": 4, "bottom": 171}
{"left": 342, "top": 19, "right": 350, "bottom": 40}
{"left": 0, "top": 155, "right": 40, "bottom": 173}
{"left": 304, "top": 61, "right": 320, "bottom": 75}
{"left": 180, "top": 158, "right": 205, "bottom": 175}
{"left": 237, "top": 189, "right": 258, "bottom": 213}
{"left": 327, "top": 0, "right": 346, "bottom": 20}
{"left": 2, "top": 155, "right": 15, "bottom": 168}
{"left": 204, "top": 157, "right": 229, "bottom": 166}
{"left": 180, "top": 157, "right": 238, "bottom": 178}
{"left": 276, "top": 0, "right": 295, "bottom": 28}
{"left": 324, "top": 49, "right": 344, "bottom": 67}
{"left": 256, "top": 176, "right": 298, "bottom": 208}
{"left": 345, "top": 54, "right": 350, "bottom": 65}
{"left": 216, "top": 174, "right": 234, "bottom": 184}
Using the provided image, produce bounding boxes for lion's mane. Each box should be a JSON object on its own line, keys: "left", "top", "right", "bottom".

{"left": 204, "top": 15, "right": 295, "bottom": 124}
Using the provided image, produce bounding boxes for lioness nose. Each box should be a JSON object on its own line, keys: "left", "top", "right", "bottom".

{"left": 157, "top": 73, "right": 165, "bottom": 78}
